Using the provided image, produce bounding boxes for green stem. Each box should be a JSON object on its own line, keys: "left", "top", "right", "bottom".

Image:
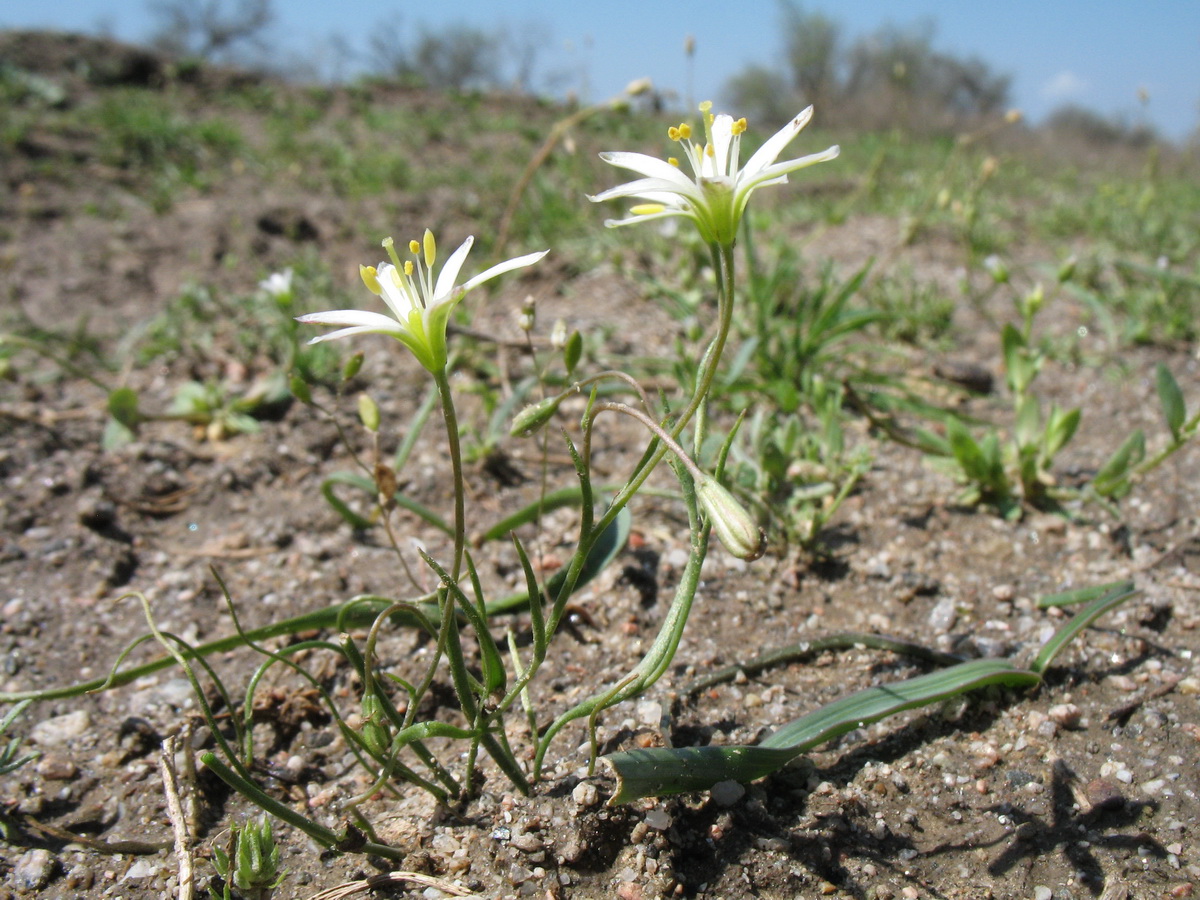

{"left": 432, "top": 368, "right": 467, "bottom": 581}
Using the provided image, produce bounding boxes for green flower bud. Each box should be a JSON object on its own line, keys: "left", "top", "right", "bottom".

{"left": 510, "top": 396, "right": 562, "bottom": 436}
{"left": 697, "top": 475, "right": 765, "bottom": 561}
{"left": 358, "top": 392, "right": 380, "bottom": 433}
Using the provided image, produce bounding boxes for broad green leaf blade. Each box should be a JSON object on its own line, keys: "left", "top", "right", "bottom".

{"left": 1156, "top": 363, "right": 1186, "bottom": 439}
{"left": 605, "top": 658, "right": 1039, "bottom": 804}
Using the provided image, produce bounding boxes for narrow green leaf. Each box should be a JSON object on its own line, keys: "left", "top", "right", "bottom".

{"left": 1030, "top": 581, "right": 1137, "bottom": 673}
{"left": 605, "top": 659, "right": 1038, "bottom": 804}
{"left": 1038, "top": 578, "right": 1132, "bottom": 609}
{"left": 1156, "top": 363, "right": 1186, "bottom": 439}
{"left": 1091, "top": 429, "right": 1145, "bottom": 498}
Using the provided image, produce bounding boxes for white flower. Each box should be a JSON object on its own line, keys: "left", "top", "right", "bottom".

{"left": 258, "top": 268, "right": 294, "bottom": 299}
{"left": 297, "top": 230, "right": 546, "bottom": 372}
{"left": 590, "top": 102, "right": 839, "bottom": 246}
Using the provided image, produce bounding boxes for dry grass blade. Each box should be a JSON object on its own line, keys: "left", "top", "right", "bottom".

{"left": 304, "top": 871, "right": 480, "bottom": 899}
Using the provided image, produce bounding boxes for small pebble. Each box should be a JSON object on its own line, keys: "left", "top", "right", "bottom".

{"left": 644, "top": 808, "right": 670, "bottom": 831}
{"left": 571, "top": 782, "right": 599, "bottom": 808}
{"left": 36, "top": 755, "right": 78, "bottom": 780}
{"left": 1085, "top": 778, "right": 1125, "bottom": 811}
{"left": 1047, "top": 703, "right": 1082, "bottom": 729}
{"left": 14, "top": 848, "right": 56, "bottom": 890}
{"left": 1033, "top": 886, "right": 1053, "bottom": 900}
{"left": 710, "top": 780, "right": 745, "bottom": 807}
{"left": 30, "top": 710, "right": 90, "bottom": 746}
{"left": 928, "top": 597, "right": 957, "bottom": 634}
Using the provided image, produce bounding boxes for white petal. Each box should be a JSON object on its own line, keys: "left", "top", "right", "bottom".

{"left": 706, "top": 114, "right": 735, "bottom": 178}
{"left": 433, "top": 236, "right": 475, "bottom": 300}
{"left": 599, "top": 151, "right": 698, "bottom": 190}
{"left": 296, "top": 309, "right": 402, "bottom": 330}
{"left": 604, "top": 208, "right": 691, "bottom": 229}
{"left": 740, "top": 107, "right": 814, "bottom": 180}
{"left": 590, "top": 176, "right": 703, "bottom": 205}
{"left": 460, "top": 249, "right": 548, "bottom": 293}
{"left": 740, "top": 145, "right": 840, "bottom": 191}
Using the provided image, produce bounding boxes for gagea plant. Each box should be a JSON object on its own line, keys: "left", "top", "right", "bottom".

{"left": 0, "top": 100, "right": 1143, "bottom": 857}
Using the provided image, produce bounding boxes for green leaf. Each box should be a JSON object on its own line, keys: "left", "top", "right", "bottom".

{"left": 107, "top": 387, "right": 141, "bottom": 429}
{"left": 1014, "top": 394, "right": 1040, "bottom": 450}
{"left": 1001, "top": 323, "right": 1029, "bottom": 394}
{"left": 1042, "top": 405, "right": 1081, "bottom": 461}
{"left": 1156, "top": 363, "right": 1186, "bottom": 439}
{"left": 604, "top": 659, "right": 1038, "bottom": 804}
{"left": 1091, "top": 429, "right": 1145, "bottom": 498}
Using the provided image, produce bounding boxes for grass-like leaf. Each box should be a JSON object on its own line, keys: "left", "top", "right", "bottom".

{"left": 603, "top": 581, "right": 1136, "bottom": 804}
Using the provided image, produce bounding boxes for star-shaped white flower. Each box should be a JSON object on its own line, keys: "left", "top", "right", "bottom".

{"left": 590, "top": 102, "right": 839, "bottom": 246}
{"left": 297, "top": 230, "right": 546, "bottom": 372}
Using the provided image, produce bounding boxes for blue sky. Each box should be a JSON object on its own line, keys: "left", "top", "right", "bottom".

{"left": 6, "top": 1, "right": 1198, "bottom": 140}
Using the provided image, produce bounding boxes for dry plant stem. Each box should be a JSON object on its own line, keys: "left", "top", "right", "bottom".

{"left": 159, "top": 733, "right": 195, "bottom": 900}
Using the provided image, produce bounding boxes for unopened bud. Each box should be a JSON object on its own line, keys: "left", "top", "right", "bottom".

{"left": 510, "top": 396, "right": 562, "bottom": 436}
{"left": 983, "top": 254, "right": 1009, "bottom": 284}
{"left": 549, "top": 318, "right": 568, "bottom": 350}
{"left": 358, "top": 392, "right": 380, "bottom": 432}
{"left": 625, "top": 77, "right": 653, "bottom": 97}
{"left": 697, "top": 475, "right": 765, "bottom": 561}
{"left": 1057, "top": 255, "right": 1077, "bottom": 283}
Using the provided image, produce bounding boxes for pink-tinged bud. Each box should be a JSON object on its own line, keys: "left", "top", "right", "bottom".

{"left": 696, "top": 475, "right": 765, "bottom": 561}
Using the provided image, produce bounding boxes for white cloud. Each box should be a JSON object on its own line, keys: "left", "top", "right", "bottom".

{"left": 1041, "top": 70, "right": 1089, "bottom": 102}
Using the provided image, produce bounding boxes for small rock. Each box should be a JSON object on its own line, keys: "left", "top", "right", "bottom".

{"left": 30, "top": 710, "right": 90, "bottom": 746}
{"left": 1047, "top": 703, "right": 1082, "bottom": 729}
{"left": 65, "top": 862, "right": 94, "bottom": 889}
{"left": 1108, "top": 674, "right": 1138, "bottom": 692}
{"left": 927, "top": 597, "right": 957, "bottom": 634}
{"left": 616, "top": 883, "right": 644, "bottom": 900}
{"left": 35, "top": 755, "right": 78, "bottom": 780}
{"left": 571, "top": 782, "right": 599, "bottom": 808}
{"left": 710, "top": 780, "right": 745, "bottom": 807}
{"left": 14, "top": 848, "right": 57, "bottom": 890}
{"left": 1033, "top": 886, "right": 1053, "bottom": 900}
{"left": 510, "top": 832, "right": 544, "bottom": 853}
{"left": 1085, "top": 778, "right": 1125, "bottom": 811}
{"left": 123, "top": 859, "right": 161, "bottom": 880}
{"left": 644, "top": 808, "right": 670, "bottom": 831}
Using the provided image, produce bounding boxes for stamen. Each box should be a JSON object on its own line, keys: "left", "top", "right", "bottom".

{"left": 631, "top": 203, "right": 666, "bottom": 216}
{"left": 668, "top": 157, "right": 680, "bottom": 167}
{"left": 360, "top": 265, "right": 382, "bottom": 295}
{"left": 677, "top": 123, "right": 692, "bottom": 140}
{"left": 732, "top": 118, "right": 748, "bottom": 135}
{"left": 404, "top": 260, "right": 414, "bottom": 276}
{"left": 409, "top": 239, "right": 420, "bottom": 255}
{"left": 423, "top": 229, "right": 436, "bottom": 267}
{"left": 382, "top": 236, "right": 402, "bottom": 268}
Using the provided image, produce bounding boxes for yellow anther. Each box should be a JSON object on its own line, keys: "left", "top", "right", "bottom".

{"left": 732, "top": 117, "right": 748, "bottom": 135}
{"left": 404, "top": 260, "right": 414, "bottom": 276}
{"left": 705, "top": 144, "right": 715, "bottom": 157}
{"left": 409, "top": 239, "right": 420, "bottom": 255}
{"left": 668, "top": 126, "right": 681, "bottom": 141}
{"left": 631, "top": 203, "right": 666, "bottom": 216}
{"left": 360, "top": 264, "right": 381, "bottom": 295}
{"left": 678, "top": 123, "right": 692, "bottom": 140}
{"left": 668, "top": 157, "right": 680, "bottom": 167}
{"left": 422, "top": 228, "right": 436, "bottom": 267}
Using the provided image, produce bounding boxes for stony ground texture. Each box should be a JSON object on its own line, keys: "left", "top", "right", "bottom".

{"left": 1, "top": 32, "right": 1199, "bottom": 900}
